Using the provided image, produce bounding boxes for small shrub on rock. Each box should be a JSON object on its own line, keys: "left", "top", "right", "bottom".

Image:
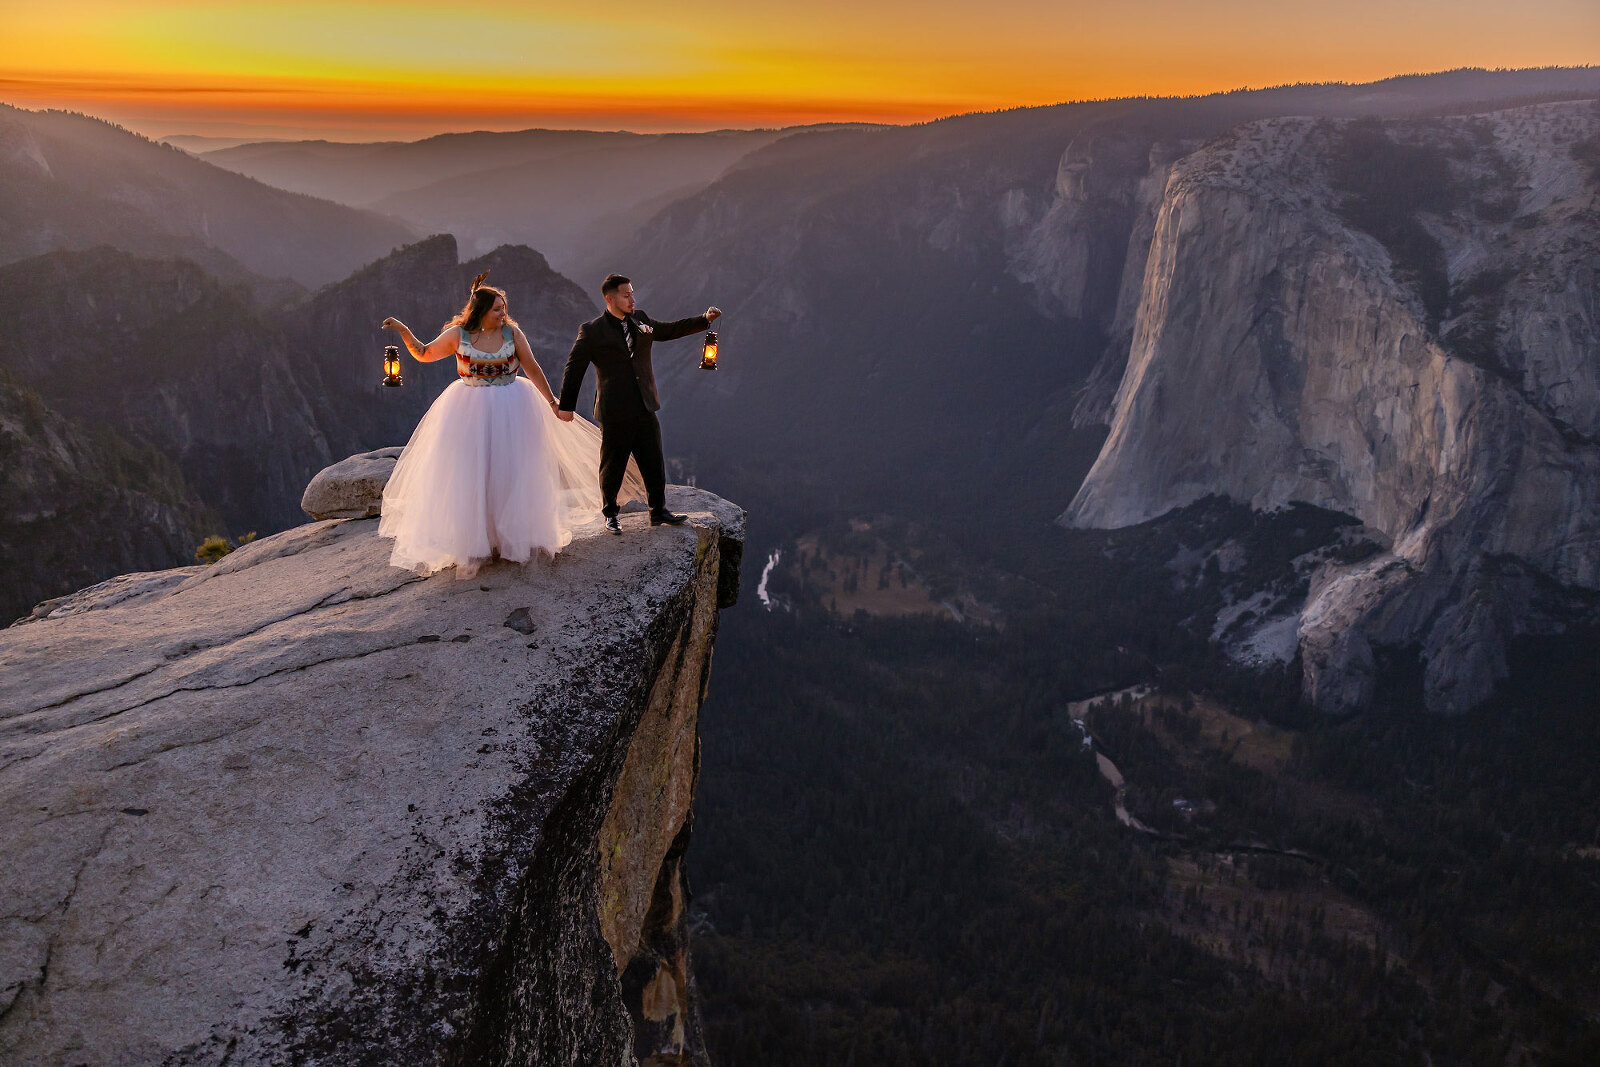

{"left": 195, "top": 536, "right": 232, "bottom": 564}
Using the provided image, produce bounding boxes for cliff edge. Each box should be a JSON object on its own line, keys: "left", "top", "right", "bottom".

{"left": 0, "top": 473, "right": 742, "bottom": 1065}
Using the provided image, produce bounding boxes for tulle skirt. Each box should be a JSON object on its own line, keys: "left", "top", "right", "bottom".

{"left": 378, "top": 378, "right": 643, "bottom": 575}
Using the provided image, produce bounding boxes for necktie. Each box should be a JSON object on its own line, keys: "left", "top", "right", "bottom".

{"left": 622, "top": 317, "right": 634, "bottom": 356}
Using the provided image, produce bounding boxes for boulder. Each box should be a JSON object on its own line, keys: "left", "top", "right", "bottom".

{"left": 299, "top": 446, "right": 404, "bottom": 520}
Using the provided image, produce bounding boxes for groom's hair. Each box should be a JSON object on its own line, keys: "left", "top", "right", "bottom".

{"left": 601, "top": 273, "right": 631, "bottom": 296}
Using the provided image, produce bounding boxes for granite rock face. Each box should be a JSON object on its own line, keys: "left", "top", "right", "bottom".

{"left": 1006, "top": 130, "right": 1199, "bottom": 429}
{"left": 0, "top": 476, "right": 742, "bottom": 1065}
{"left": 1063, "top": 100, "right": 1600, "bottom": 712}
{"left": 0, "top": 374, "right": 219, "bottom": 624}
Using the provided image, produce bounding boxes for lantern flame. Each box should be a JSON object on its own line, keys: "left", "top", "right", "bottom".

{"left": 700, "top": 330, "right": 718, "bottom": 370}
{"left": 382, "top": 345, "right": 404, "bottom": 387}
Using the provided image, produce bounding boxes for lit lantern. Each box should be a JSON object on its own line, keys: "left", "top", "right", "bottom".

{"left": 382, "top": 345, "right": 404, "bottom": 387}
{"left": 700, "top": 330, "right": 718, "bottom": 370}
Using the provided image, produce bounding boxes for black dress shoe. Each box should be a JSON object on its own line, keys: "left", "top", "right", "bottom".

{"left": 605, "top": 515, "right": 623, "bottom": 535}
{"left": 649, "top": 509, "right": 688, "bottom": 526}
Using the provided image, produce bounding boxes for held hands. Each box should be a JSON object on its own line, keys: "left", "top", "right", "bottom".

{"left": 555, "top": 408, "right": 574, "bottom": 422}
{"left": 705, "top": 307, "right": 722, "bottom": 324}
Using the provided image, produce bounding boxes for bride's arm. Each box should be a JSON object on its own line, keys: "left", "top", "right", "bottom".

{"left": 511, "top": 326, "right": 559, "bottom": 406}
{"left": 381, "top": 318, "right": 459, "bottom": 363}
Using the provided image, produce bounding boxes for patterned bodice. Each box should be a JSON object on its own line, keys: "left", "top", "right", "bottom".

{"left": 457, "top": 325, "right": 518, "bottom": 386}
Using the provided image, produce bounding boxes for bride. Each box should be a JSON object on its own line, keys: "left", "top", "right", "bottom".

{"left": 378, "top": 272, "right": 642, "bottom": 575}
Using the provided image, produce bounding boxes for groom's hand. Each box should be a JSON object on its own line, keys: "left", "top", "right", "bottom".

{"left": 555, "top": 409, "right": 575, "bottom": 422}
{"left": 705, "top": 307, "right": 721, "bottom": 323}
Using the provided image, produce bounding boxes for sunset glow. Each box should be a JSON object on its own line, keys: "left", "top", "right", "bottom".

{"left": 2, "top": 0, "right": 1596, "bottom": 139}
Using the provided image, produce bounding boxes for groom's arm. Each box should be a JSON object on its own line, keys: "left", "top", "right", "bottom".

{"left": 557, "top": 324, "right": 593, "bottom": 411}
{"left": 638, "top": 311, "right": 710, "bottom": 343}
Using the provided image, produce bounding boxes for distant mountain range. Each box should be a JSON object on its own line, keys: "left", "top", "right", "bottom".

{"left": 196, "top": 127, "right": 854, "bottom": 280}
{"left": 162, "top": 134, "right": 293, "bottom": 153}
{"left": 0, "top": 106, "right": 414, "bottom": 290}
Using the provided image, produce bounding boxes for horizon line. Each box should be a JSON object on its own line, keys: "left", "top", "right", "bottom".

{"left": 6, "top": 63, "right": 1598, "bottom": 146}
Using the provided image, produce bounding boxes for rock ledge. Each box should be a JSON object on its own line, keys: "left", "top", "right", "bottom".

{"left": 0, "top": 477, "right": 742, "bottom": 1065}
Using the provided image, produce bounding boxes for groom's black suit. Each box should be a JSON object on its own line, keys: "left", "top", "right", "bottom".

{"left": 558, "top": 308, "right": 709, "bottom": 516}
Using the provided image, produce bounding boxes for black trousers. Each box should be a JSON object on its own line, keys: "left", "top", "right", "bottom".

{"left": 599, "top": 410, "right": 666, "bottom": 517}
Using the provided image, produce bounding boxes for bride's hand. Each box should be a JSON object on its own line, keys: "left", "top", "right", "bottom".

{"left": 381, "top": 317, "right": 402, "bottom": 331}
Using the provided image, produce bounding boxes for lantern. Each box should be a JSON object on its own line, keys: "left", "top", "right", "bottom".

{"left": 699, "top": 330, "right": 718, "bottom": 370}
{"left": 382, "top": 345, "right": 404, "bottom": 387}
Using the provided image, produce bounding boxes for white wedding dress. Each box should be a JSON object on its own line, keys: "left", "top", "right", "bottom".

{"left": 378, "top": 324, "right": 643, "bottom": 575}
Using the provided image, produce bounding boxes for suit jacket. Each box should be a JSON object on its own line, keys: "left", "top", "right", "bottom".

{"left": 558, "top": 310, "right": 709, "bottom": 422}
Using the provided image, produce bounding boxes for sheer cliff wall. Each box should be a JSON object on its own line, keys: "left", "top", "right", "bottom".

{"left": 0, "top": 480, "right": 741, "bottom": 1066}
{"left": 1064, "top": 99, "right": 1600, "bottom": 713}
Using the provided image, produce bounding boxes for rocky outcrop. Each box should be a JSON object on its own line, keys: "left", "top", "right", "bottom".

{"left": 0, "top": 372, "right": 218, "bottom": 623}
{"left": 1063, "top": 100, "right": 1600, "bottom": 712}
{"left": 1006, "top": 128, "right": 1154, "bottom": 325}
{"left": 0, "top": 468, "right": 743, "bottom": 1065}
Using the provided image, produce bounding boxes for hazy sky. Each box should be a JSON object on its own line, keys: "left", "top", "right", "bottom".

{"left": 1, "top": 0, "right": 1596, "bottom": 140}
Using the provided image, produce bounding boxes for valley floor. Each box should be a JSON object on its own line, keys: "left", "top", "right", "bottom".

{"left": 690, "top": 506, "right": 1600, "bottom": 1066}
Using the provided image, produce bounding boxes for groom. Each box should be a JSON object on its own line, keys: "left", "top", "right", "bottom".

{"left": 555, "top": 274, "right": 721, "bottom": 533}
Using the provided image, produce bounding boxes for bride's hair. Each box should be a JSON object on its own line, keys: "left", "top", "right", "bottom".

{"left": 450, "top": 271, "right": 519, "bottom": 332}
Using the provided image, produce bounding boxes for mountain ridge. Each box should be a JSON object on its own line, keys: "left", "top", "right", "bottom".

{"left": 198, "top": 127, "right": 812, "bottom": 277}
{"left": 0, "top": 105, "right": 415, "bottom": 288}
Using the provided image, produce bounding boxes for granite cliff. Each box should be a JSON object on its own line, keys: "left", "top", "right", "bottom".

{"left": 0, "top": 456, "right": 743, "bottom": 1065}
{"left": 0, "top": 372, "right": 218, "bottom": 623}
{"left": 1064, "top": 99, "right": 1600, "bottom": 713}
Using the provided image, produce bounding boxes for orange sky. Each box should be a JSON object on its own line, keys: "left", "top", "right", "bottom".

{"left": 1, "top": 0, "right": 1596, "bottom": 140}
